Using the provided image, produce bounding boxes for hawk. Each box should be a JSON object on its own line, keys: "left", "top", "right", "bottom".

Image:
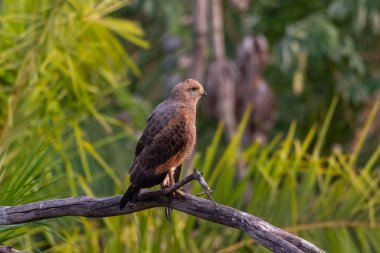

{"left": 120, "top": 79, "right": 207, "bottom": 220}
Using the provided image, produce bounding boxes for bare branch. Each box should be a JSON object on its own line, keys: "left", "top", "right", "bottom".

{"left": 0, "top": 246, "right": 25, "bottom": 253}
{"left": 0, "top": 172, "right": 325, "bottom": 253}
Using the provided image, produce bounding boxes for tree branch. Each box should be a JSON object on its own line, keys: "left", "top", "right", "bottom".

{"left": 0, "top": 171, "right": 325, "bottom": 253}
{"left": 0, "top": 245, "right": 25, "bottom": 253}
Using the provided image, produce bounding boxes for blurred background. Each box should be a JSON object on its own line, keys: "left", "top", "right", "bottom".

{"left": 0, "top": 0, "right": 379, "bottom": 252}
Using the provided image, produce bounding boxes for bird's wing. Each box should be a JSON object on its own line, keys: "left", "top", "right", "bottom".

{"left": 173, "top": 164, "right": 182, "bottom": 182}
{"left": 134, "top": 111, "right": 157, "bottom": 157}
{"left": 129, "top": 104, "right": 188, "bottom": 187}
{"left": 134, "top": 103, "right": 182, "bottom": 157}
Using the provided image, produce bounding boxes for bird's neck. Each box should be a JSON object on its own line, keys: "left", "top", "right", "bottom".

{"left": 171, "top": 100, "right": 198, "bottom": 119}
{"left": 168, "top": 91, "right": 186, "bottom": 101}
{"left": 168, "top": 95, "right": 199, "bottom": 110}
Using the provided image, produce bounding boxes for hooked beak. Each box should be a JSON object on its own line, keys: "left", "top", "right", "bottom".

{"left": 201, "top": 90, "right": 207, "bottom": 97}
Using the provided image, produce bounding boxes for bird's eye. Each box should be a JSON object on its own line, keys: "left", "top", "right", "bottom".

{"left": 190, "top": 87, "right": 198, "bottom": 91}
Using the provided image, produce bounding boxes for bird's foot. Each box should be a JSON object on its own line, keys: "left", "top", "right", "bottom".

{"left": 128, "top": 202, "right": 138, "bottom": 207}
{"left": 173, "top": 189, "right": 186, "bottom": 200}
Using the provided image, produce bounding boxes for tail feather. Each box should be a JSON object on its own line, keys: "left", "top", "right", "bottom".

{"left": 120, "top": 186, "right": 140, "bottom": 210}
{"left": 165, "top": 207, "right": 172, "bottom": 221}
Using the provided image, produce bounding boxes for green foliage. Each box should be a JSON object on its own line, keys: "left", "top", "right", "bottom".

{"left": 0, "top": 0, "right": 150, "bottom": 195}
{"left": 1, "top": 1, "right": 379, "bottom": 252}
{"left": 0, "top": 0, "right": 144, "bottom": 126}
{"left": 128, "top": 0, "right": 380, "bottom": 149}
{"left": 0, "top": 0, "right": 149, "bottom": 249}
{"left": 256, "top": 0, "right": 380, "bottom": 133}
{"left": 4, "top": 101, "right": 379, "bottom": 252}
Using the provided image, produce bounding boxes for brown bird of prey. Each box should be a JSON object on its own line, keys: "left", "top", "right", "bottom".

{"left": 120, "top": 79, "right": 207, "bottom": 220}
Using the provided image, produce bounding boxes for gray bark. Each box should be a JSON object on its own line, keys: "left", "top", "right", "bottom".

{"left": 0, "top": 246, "right": 25, "bottom": 253}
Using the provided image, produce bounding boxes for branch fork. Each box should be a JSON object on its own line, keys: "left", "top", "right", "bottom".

{"left": 146, "top": 169, "right": 216, "bottom": 205}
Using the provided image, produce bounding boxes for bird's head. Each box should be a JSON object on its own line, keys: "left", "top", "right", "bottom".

{"left": 170, "top": 79, "right": 207, "bottom": 103}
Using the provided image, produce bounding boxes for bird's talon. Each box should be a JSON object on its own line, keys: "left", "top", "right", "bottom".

{"left": 128, "top": 202, "right": 138, "bottom": 207}
{"left": 174, "top": 189, "right": 185, "bottom": 198}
